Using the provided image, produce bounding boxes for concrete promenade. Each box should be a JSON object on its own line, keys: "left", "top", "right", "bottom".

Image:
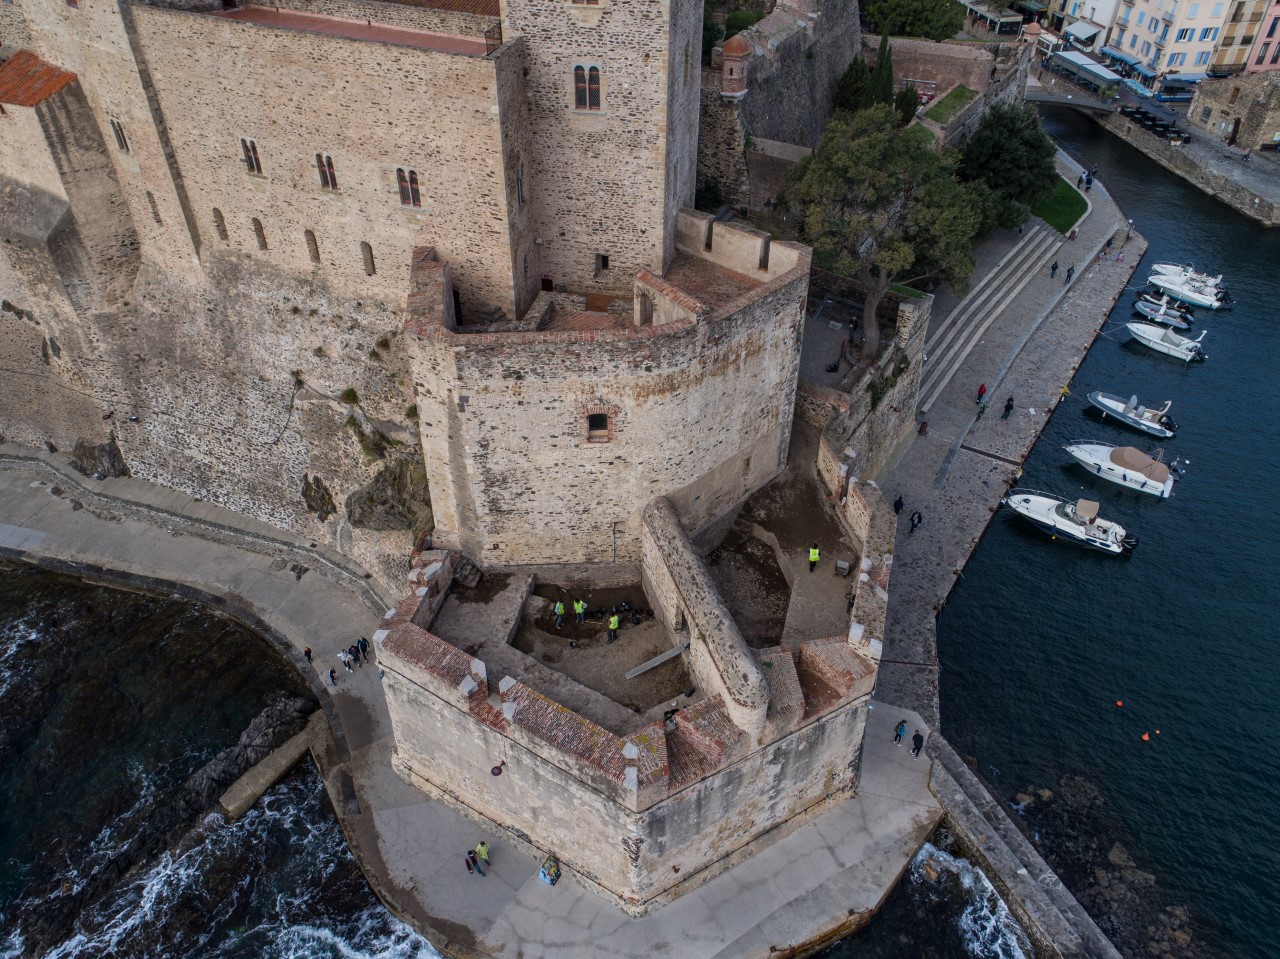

{"left": 0, "top": 446, "right": 941, "bottom": 959}
{"left": 871, "top": 156, "right": 1142, "bottom": 959}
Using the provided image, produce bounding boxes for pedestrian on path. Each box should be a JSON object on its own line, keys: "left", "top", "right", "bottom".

{"left": 893, "top": 495, "right": 904, "bottom": 515}
{"left": 304, "top": 646, "right": 312, "bottom": 665}
{"left": 1089, "top": 163, "right": 1099, "bottom": 178}
{"left": 348, "top": 643, "right": 362, "bottom": 667}
{"left": 808, "top": 542, "right": 821, "bottom": 572}
{"left": 1050, "top": 260, "right": 1058, "bottom": 279}
{"left": 468, "top": 850, "right": 485, "bottom": 876}
{"left": 329, "top": 668, "right": 338, "bottom": 686}
{"left": 911, "top": 730, "right": 926, "bottom": 759}
{"left": 976, "top": 383, "right": 987, "bottom": 405}
{"left": 476, "top": 841, "right": 491, "bottom": 866}
{"left": 1002, "top": 397, "right": 1014, "bottom": 419}
{"left": 554, "top": 599, "right": 565, "bottom": 629}
{"left": 1104, "top": 237, "right": 1113, "bottom": 253}
{"left": 1064, "top": 266, "right": 1075, "bottom": 286}
{"left": 1076, "top": 172, "right": 1084, "bottom": 188}
{"left": 1084, "top": 177, "right": 1093, "bottom": 194}
{"left": 910, "top": 511, "right": 923, "bottom": 534}
{"left": 573, "top": 598, "right": 586, "bottom": 624}
{"left": 340, "top": 650, "right": 353, "bottom": 673}
{"left": 358, "top": 637, "right": 370, "bottom": 662}
{"left": 894, "top": 720, "right": 907, "bottom": 745}
{"left": 1243, "top": 147, "right": 1251, "bottom": 161}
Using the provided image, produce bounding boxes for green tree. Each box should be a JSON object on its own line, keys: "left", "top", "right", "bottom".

{"left": 865, "top": 0, "right": 964, "bottom": 40}
{"left": 702, "top": 0, "right": 723, "bottom": 60}
{"left": 895, "top": 83, "right": 919, "bottom": 126}
{"left": 866, "top": 35, "right": 895, "bottom": 107}
{"left": 959, "top": 104, "right": 1057, "bottom": 214}
{"left": 725, "top": 9, "right": 763, "bottom": 36}
{"left": 783, "top": 106, "right": 980, "bottom": 358}
{"left": 833, "top": 57, "right": 871, "bottom": 114}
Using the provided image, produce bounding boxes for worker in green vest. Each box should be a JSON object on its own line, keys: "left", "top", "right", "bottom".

{"left": 554, "top": 599, "right": 565, "bottom": 629}
{"left": 573, "top": 598, "right": 587, "bottom": 624}
{"left": 809, "top": 542, "right": 820, "bottom": 573}
{"left": 607, "top": 611, "right": 620, "bottom": 644}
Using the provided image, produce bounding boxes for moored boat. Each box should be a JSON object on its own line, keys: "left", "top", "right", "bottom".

{"left": 1064, "top": 442, "right": 1182, "bottom": 498}
{"left": 1126, "top": 322, "right": 1207, "bottom": 362}
{"left": 1001, "top": 489, "right": 1139, "bottom": 554}
{"left": 1151, "top": 263, "right": 1223, "bottom": 287}
{"left": 1086, "top": 392, "right": 1177, "bottom": 438}
{"left": 1147, "top": 273, "right": 1230, "bottom": 309}
{"left": 1134, "top": 299, "right": 1192, "bottom": 330}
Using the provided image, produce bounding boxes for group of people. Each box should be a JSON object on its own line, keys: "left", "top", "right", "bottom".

{"left": 893, "top": 719, "right": 927, "bottom": 759}
{"left": 323, "top": 636, "right": 370, "bottom": 686}
{"left": 464, "top": 840, "right": 492, "bottom": 876}
{"left": 1076, "top": 163, "right": 1099, "bottom": 193}
{"left": 552, "top": 596, "right": 641, "bottom": 644}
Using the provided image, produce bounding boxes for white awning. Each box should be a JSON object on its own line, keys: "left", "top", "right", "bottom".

{"left": 1065, "top": 20, "right": 1102, "bottom": 42}
{"left": 1052, "top": 50, "right": 1123, "bottom": 83}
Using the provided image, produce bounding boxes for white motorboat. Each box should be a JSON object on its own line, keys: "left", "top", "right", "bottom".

{"left": 1087, "top": 392, "right": 1177, "bottom": 437}
{"left": 1126, "top": 323, "right": 1207, "bottom": 362}
{"left": 1151, "top": 263, "right": 1223, "bottom": 287}
{"left": 1002, "top": 489, "right": 1139, "bottom": 554}
{"left": 1064, "top": 442, "right": 1182, "bottom": 498}
{"left": 1133, "top": 299, "right": 1192, "bottom": 330}
{"left": 1147, "top": 274, "right": 1230, "bottom": 309}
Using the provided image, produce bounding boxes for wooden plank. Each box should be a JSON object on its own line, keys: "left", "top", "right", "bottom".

{"left": 625, "top": 643, "right": 689, "bottom": 680}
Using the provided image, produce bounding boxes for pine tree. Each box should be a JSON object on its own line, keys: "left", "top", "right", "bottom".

{"left": 866, "top": 35, "right": 895, "bottom": 108}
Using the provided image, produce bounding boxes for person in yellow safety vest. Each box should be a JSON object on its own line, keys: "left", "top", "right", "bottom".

{"left": 607, "top": 612, "right": 620, "bottom": 644}
{"left": 554, "top": 599, "right": 565, "bottom": 629}
{"left": 809, "top": 543, "right": 820, "bottom": 573}
{"left": 573, "top": 598, "right": 586, "bottom": 624}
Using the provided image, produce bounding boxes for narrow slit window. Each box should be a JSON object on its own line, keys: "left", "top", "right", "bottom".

{"left": 409, "top": 170, "right": 421, "bottom": 207}
{"left": 587, "top": 413, "right": 610, "bottom": 443}
{"left": 110, "top": 119, "right": 129, "bottom": 153}
{"left": 361, "top": 241, "right": 375, "bottom": 276}
{"left": 305, "top": 229, "right": 320, "bottom": 264}
{"left": 397, "top": 168, "right": 411, "bottom": 205}
{"left": 241, "top": 138, "right": 262, "bottom": 175}
{"left": 574, "top": 66, "right": 587, "bottom": 109}
{"left": 397, "top": 168, "right": 422, "bottom": 207}
{"left": 317, "top": 153, "right": 337, "bottom": 190}
{"left": 212, "top": 207, "right": 228, "bottom": 241}
{"left": 252, "top": 217, "right": 268, "bottom": 250}
{"left": 588, "top": 67, "right": 601, "bottom": 110}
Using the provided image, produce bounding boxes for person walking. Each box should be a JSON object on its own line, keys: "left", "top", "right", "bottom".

{"left": 909, "top": 511, "right": 923, "bottom": 534}
{"left": 1002, "top": 397, "right": 1014, "bottom": 420}
{"left": 340, "top": 650, "right": 353, "bottom": 673}
{"left": 893, "top": 495, "right": 904, "bottom": 515}
{"left": 476, "top": 841, "right": 491, "bottom": 866}
{"left": 1064, "top": 265, "right": 1074, "bottom": 286}
{"left": 329, "top": 668, "right": 338, "bottom": 686}
{"left": 1104, "top": 237, "right": 1113, "bottom": 253}
{"left": 808, "top": 543, "right": 821, "bottom": 573}
{"left": 1089, "top": 163, "right": 1099, "bottom": 178}
{"left": 894, "top": 720, "right": 907, "bottom": 745}
{"left": 573, "top": 598, "right": 586, "bottom": 624}
{"left": 467, "top": 850, "right": 485, "bottom": 876}
{"left": 348, "top": 643, "right": 362, "bottom": 667}
{"left": 1076, "top": 172, "right": 1084, "bottom": 188}
{"left": 304, "top": 646, "right": 312, "bottom": 665}
{"left": 976, "top": 383, "right": 987, "bottom": 405}
{"left": 358, "top": 637, "right": 370, "bottom": 663}
{"left": 911, "top": 730, "right": 926, "bottom": 760}
{"left": 1050, "top": 260, "right": 1058, "bottom": 279}
{"left": 607, "top": 611, "right": 620, "bottom": 644}
{"left": 554, "top": 599, "right": 565, "bottom": 629}
{"left": 1084, "top": 177, "right": 1092, "bottom": 194}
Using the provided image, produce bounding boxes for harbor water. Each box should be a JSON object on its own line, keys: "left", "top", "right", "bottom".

{"left": 939, "top": 107, "right": 1280, "bottom": 959}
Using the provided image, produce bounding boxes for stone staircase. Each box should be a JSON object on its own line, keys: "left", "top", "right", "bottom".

{"left": 918, "top": 223, "right": 1062, "bottom": 413}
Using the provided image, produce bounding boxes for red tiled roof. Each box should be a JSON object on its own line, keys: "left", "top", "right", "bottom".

{"left": 0, "top": 51, "right": 76, "bottom": 108}
{"left": 381, "top": 0, "right": 499, "bottom": 17}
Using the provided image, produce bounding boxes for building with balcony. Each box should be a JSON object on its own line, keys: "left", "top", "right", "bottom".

{"left": 1110, "top": 0, "right": 1232, "bottom": 83}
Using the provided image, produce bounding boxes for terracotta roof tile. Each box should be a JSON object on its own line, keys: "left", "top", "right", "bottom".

{"left": 0, "top": 52, "right": 76, "bottom": 108}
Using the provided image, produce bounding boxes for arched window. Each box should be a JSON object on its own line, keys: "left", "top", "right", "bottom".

{"left": 588, "top": 67, "right": 601, "bottom": 110}
{"left": 252, "top": 217, "right": 267, "bottom": 250}
{"left": 241, "top": 138, "right": 262, "bottom": 175}
{"left": 212, "top": 207, "right": 228, "bottom": 241}
{"left": 305, "top": 229, "right": 320, "bottom": 264}
{"left": 110, "top": 118, "right": 129, "bottom": 153}
{"left": 361, "top": 241, "right": 375, "bottom": 276}
{"left": 397, "top": 168, "right": 411, "bottom": 205}
{"left": 574, "top": 65, "right": 587, "bottom": 109}
{"left": 317, "top": 153, "right": 337, "bottom": 190}
{"left": 409, "top": 170, "right": 421, "bottom": 207}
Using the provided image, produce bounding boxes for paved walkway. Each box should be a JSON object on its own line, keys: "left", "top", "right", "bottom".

{"left": 0, "top": 446, "right": 941, "bottom": 959}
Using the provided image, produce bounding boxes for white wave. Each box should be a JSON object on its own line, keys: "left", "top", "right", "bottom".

{"left": 911, "top": 842, "right": 1033, "bottom": 959}
{"left": 0, "top": 930, "right": 24, "bottom": 959}
{"left": 0, "top": 619, "right": 41, "bottom": 699}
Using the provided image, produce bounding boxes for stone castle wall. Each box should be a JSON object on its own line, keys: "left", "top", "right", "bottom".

{"left": 407, "top": 215, "right": 811, "bottom": 567}
{"left": 130, "top": 5, "right": 527, "bottom": 318}
{"left": 266, "top": 0, "right": 498, "bottom": 36}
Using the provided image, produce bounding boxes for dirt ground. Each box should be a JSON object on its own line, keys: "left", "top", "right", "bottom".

{"left": 706, "top": 521, "right": 791, "bottom": 648}
{"left": 513, "top": 583, "right": 691, "bottom": 713}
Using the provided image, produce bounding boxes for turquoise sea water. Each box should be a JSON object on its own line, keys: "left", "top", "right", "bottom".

{"left": 939, "top": 108, "right": 1280, "bottom": 959}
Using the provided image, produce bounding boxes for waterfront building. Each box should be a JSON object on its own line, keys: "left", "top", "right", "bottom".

{"left": 1207, "top": 0, "right": 1273, "bottom": 73}
{"left": 1110, "top": 0, "right": 1232, "bottom": 81}
{"left": 1244, "top": 0, "right": 1280, "bottom": 71}
{"left": 1188, "top": 68, "right": 1280, "bottom": 145}
{"left": 1046, "top": 0, "right": 1123, "bottom": 53}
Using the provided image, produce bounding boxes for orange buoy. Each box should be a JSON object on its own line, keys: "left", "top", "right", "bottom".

{"left": 1141, "top": 732, "right": 1150, "bottom": 741}
{"left": 1115, "top": 700, "right": 1123, "bottom": 707}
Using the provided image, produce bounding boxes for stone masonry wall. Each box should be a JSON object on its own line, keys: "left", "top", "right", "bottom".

{"left": 263, "top": 0, "right": 497, "bottom": 37}
{"left": 501, "top": 0, "right": 701, "bottom": 292}
{"left": 130, "top": 5, "right": 525, "bottom": 316}
{"left": 0, "top": 104, "right": 65, "bottom": 202}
